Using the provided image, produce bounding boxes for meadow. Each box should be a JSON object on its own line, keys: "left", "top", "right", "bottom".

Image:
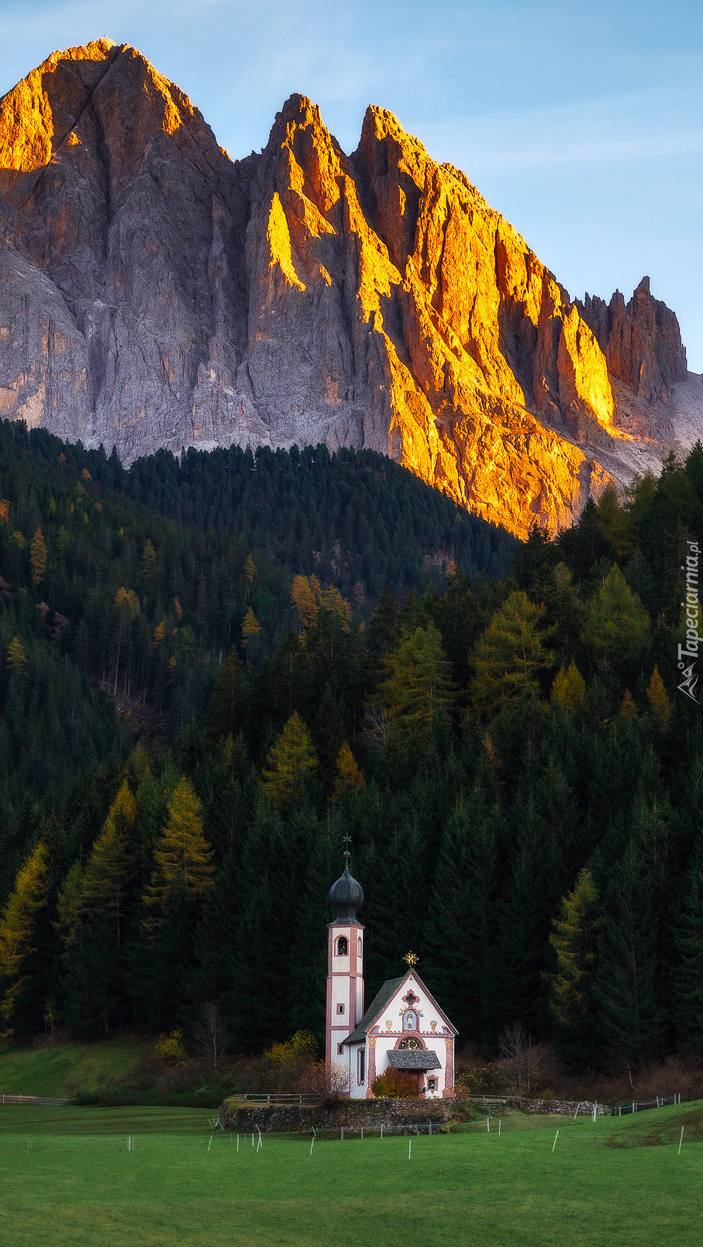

{"left": 0, "top": 1101, "right": 700, "bottom": 1247}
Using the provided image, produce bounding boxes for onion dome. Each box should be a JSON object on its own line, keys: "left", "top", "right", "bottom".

{"left": 328, "top": 852, "right": 364, "bottom": 923}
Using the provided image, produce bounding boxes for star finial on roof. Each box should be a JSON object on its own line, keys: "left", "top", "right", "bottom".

{"left": 404, "top": 951, "right": 419, "bottom": 968}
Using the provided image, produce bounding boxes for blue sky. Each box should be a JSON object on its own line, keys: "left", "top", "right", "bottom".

{"left": 1, "top": 0, "right": 702, "bottom": 368}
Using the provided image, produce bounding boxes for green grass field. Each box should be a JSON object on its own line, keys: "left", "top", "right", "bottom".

{"left": 0, "top": 1101, "right": 701, "bottom": 1246}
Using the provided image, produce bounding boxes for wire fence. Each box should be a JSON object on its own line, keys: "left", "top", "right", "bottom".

{"left": 612, "top": 1094, "right": 682, "bottom": 1116}
{"left": 0, "top": 1095, "right": 70, "bottom": 1106}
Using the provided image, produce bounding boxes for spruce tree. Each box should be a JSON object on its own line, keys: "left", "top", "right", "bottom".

{"left": 672, "top": 857, "right": 703, "bottom": 1056}
{"left": 425, "top": 781, "right": 502, "bottom": 1045}
{"left": 595, "top": 839, "right": 662, "bottom": 1069}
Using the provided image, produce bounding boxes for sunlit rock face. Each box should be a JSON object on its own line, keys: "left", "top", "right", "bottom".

{"left": 0, "top": 42, "right": 700, "bottom": 538}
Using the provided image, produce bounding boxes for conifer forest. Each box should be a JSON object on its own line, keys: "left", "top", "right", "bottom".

{"left": 1, "top": 417, "right": 702, "bottom": 1078}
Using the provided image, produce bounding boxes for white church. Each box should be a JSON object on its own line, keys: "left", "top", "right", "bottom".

{"left": 325, "top": 853, "right": 458, "bottom": 1099}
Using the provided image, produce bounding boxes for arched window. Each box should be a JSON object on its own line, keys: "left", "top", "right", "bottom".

{"left": 336, "top": 936, "right": 348, "bottom": 956}
{"left": 357, "top": 936, "right": 362, "bottom": 958}
{"left": 403, "top": 1009, "right": 418, "bottom": 1031}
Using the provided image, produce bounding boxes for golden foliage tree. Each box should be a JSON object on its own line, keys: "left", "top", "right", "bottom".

{"left": 646, "top": 665, "right": 672, "bottom": 731}
{"left": 6, "top": 636, "right": 27, "bottom": 675}
{"left": 143, "top": 778, "right": 214, "bottom": 922}
{"left": 331, "top": 741, "right": 365, "bottom": 803}
{"left": 30, "top": 527, "right": 47, "bottom": 585}
{"left": 0, "top": 842, "right": 50, "bottom": 1039}
{"left": 244, "top": 553, "right": 257, "bottom": 603}
{"left": 620, "top": 689, "right": 637, "bottom": 717}
{"left": 291, "top": 574, "right": 322, "bottom": 630}
{"left": 241, "top": 606, "right": 261, "bottom": 646}
{"left": 550, "top": 661, "right": 586, "bottom": 714}
{"left": 262, "top": 712, "right": 318, "bottom": 809}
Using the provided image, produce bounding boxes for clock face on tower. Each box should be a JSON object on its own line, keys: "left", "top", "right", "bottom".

{"left": 398, "top": 1037, "right": 420, "bottom": 1050}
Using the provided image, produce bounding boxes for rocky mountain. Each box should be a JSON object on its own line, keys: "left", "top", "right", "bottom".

{"left": 0, "top": 40, "right": 701, "bottom": 538}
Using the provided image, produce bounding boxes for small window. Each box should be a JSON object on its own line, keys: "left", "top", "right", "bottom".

{"left": 336, "top": 1003, "right": 345, "bottom": 1015}
{"left": 357, "top": 1047, "right": 366, "bottom": 1084}
{"left": 337, "top": 1043, "right": 344, "bottom": 1055}
{"left": 336, "top": 936, "right": 348, "bottom": 956}
{"left": 428, "top": 1077, "right": 437, "bottom": 1092}
{"left": 357, "top": 936, "right": 362, "bottom": 958}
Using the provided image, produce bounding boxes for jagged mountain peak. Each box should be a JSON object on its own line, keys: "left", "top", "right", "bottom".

{"left": 0, "top": 43, "right": 700, "bottom": 538}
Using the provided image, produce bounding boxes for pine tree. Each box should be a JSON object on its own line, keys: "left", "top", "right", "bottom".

{"left": 595, "top": 839, "right": 662, "bottom": 1069}
{"left": 225, "top": 794, "right": 293, "bottom": 1049}
{"left": 672, "top": 858, "right": 703, "bottom": 1056}
{"left": 425, "top": 782, "right": 502, "bottom": 1044}
{"left": 207, "top": 646, "right": 245, "bottom": 741}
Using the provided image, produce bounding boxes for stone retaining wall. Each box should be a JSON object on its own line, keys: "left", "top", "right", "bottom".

{"left": 220, "top": 1097, "right": 463, "bottom": 1134}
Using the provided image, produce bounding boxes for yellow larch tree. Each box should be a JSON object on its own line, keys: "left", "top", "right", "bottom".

{"left": 262, "top": 712, "right": 318, "bottom": 810}
{"left": 30, "top": 527, "right": 47, "bottom": 585}
{"left": 646, "top": 666, "right": 672, "bottom": 731}
{"left": 0, "top": 842, "right": 50, "bottom": 1040}
{"left": 331, "top": 741, "right": 365, "bottom": 804}
{"left": 142, "top": 778, "right": 214, "bottom": 925}
{"left": 550, "top": 661, "right": 586, "bottom": 714}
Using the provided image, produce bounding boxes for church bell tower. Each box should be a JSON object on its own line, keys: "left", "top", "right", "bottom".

{"left": 325, "top": 850, "right": 364, "bottom": 1092}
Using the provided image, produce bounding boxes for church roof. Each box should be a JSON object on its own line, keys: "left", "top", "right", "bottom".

{"left": 343, "top": 976, "right": 405, "bottom": 1045}
{"left": 387, "top": 1049, "right": 442, "bottom": 1071}
{"left": 343, "top": 968, "right": 458, "bottom": 1044}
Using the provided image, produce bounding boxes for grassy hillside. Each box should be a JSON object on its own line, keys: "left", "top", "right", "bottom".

{"left": 0, "top": 1040, "right": 145, "bottom": 1098}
